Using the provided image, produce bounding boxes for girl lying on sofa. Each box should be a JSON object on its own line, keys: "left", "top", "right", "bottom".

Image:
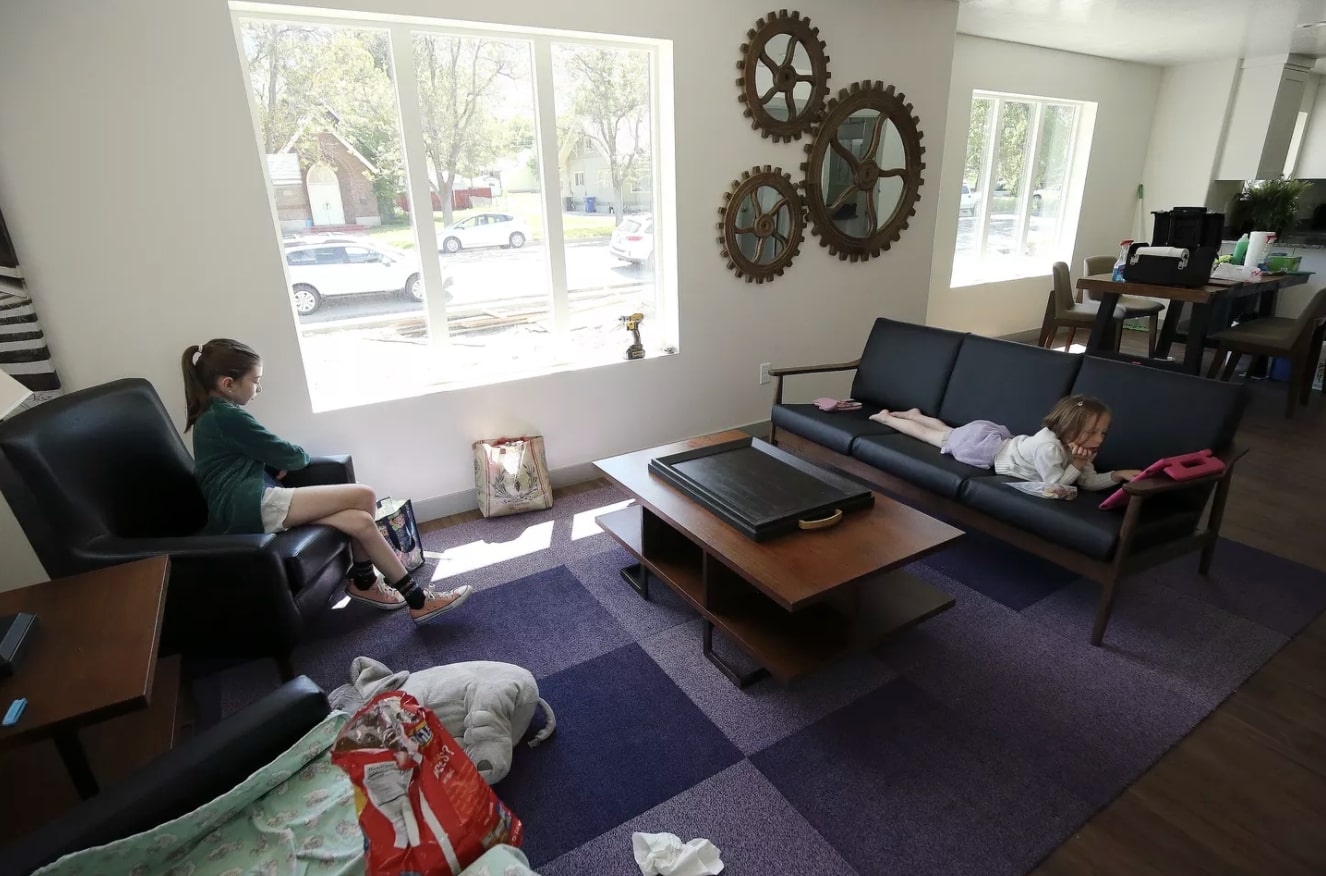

{"left": 869, "top": 394, "right": 1141, "bottom": 489}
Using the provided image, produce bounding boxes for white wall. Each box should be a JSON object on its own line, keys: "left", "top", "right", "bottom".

{"left": 1142, "top": 59, "right": 1240, "bottom": 213}
{"left": 927, "top": 36, "right": 1161, "bottom": 336}
{"left": 0, "top": 0, "right": 959, "bottom": 590}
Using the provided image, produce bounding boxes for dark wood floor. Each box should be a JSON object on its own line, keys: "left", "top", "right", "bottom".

{"left": 1032, "top": 337, "right": 1326, "bottom": 874}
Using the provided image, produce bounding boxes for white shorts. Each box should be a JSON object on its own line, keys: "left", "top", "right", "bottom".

{"left": 260, "top": 486, "right": 296, "bottom": 533}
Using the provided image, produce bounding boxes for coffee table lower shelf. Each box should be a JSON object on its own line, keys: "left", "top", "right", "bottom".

{"left": 596, "top": 505, "right": 954, "bottom": 687}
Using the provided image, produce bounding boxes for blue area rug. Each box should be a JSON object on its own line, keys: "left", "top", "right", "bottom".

{"left": 191, "top": 486, "right": 1326, "bottom": 874}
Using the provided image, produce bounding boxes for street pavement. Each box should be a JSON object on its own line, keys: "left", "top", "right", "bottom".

{"left": 300, "top": 238, "right": 652, "bottom": 326}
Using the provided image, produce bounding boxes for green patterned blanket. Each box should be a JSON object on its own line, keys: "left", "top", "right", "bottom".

{"left": 35, "top": 713, "right": 536, "bottom": 876}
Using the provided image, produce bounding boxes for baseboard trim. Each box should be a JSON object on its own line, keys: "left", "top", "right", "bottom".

{"left": 410, "top": 420, "right": 773, "bottom": 523}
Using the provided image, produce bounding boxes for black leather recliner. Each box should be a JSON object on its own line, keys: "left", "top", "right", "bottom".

{"left": 0, "top": 378, "right": 353, "bottom": 672}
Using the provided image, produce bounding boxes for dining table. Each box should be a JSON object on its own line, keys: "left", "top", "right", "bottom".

{"left": 1077, "top": 271, "right": 1311, "bottom": 374}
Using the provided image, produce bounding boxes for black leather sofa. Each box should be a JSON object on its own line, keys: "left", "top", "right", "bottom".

{"left": 0, "top": 378, "right": 354, "bottom": 674}
{"left": 0, "top": 677, "right": 331, "bottom": 876}
{"left": 769, "top": 318, "right": 1247, "bottom": 645}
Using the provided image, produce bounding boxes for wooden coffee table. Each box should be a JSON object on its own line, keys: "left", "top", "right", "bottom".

{"left": 0, "top": 556, "right": 172, "bottom": 798}
{"left": 594, "top": 430, "right": 963, "bottom": 687}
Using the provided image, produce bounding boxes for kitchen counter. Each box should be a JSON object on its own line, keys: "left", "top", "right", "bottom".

{"left": 1217, "top": 240, "right": 1320, "bottom": 317}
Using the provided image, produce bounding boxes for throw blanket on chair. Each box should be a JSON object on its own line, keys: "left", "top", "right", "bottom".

{"left": 328, "top": 656, "right": 556, "bottom": 785}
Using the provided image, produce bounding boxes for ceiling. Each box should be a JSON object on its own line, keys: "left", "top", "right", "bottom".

{"left": 957, "top": 0, "right": 1326, "bottom": 68}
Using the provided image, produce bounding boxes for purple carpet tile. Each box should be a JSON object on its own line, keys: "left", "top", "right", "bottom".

{"left": 1021, "top": 576, "right": 1288, "bottom": 710}
{"left": 185, "top": 483, "right": 1326, "bottom": 875}
{"left": 1147, "top": 539, "right": 1326, "bottom": 637}
{"left": 566, "top": 547, "right": 697, "bottom": 640}
{"left": 495, "top": 644, "right": 742, "bottom": 867}
{"left": 750, "top": 677, "right": 1095, "bottom": 876}
{"left": 887, "top": 565, "right": 1210, "bottom": 807}
{"left": 420, "top": 487, "right": 630, "bottom": 578}
{"left": 539, "top": 760, "right": 857, "bottom": 876}
{"left": 641, "top": 618, "right": 898, "bottom": 754}
{"left": 919, "top": 527, "right": 1079, "bottom": 610}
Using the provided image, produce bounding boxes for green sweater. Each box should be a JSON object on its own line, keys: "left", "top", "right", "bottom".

{"left": 191, "top": 399, "right": 310, "bottom": 534}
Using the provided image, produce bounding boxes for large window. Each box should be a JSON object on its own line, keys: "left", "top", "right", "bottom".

{"left": 953, "top": 91, "right": 1089, "bottom": 287}
{"left": 232, "top": 6, "right": 673, "bottom": 411}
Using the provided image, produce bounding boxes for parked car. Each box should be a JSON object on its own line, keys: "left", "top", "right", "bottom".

{"left": 609, "top": 213, "right": 654, "bottom": 266}
{"left": 438, "top": 213, "right": 530, "bottom": 253}
{"left": 959, "top": 183, "right": 979, "bottom": 216}
{"left": 284, "top": 241, "right": 453, "bottom": 315}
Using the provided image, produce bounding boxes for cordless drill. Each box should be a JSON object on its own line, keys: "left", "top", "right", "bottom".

{"left": 620, "top": 312, "right": 645, "bottom": 360}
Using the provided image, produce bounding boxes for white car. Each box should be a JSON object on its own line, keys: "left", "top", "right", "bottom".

{"left": 959, "top": 183, "right": 979, "bottom": 216}
{"left": 438, "top": 213, "right": 530, "bottom": 253}
{"left": 284, "top": 241, "right": 453, "bottom": 315}
{"left": 609, "top": 214, "right": 654, "bottom": 265}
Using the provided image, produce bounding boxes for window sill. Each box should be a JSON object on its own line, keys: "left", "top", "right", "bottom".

{"left": 302, "top": 329, "right": 677, "bottom": 413}
{"left": 950, "top": 257, "right": 1063, "bottom": 288}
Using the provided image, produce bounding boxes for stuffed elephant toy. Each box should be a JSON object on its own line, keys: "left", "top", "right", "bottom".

{"left": 328, "top": 656, "right": 556, "bottom": 785}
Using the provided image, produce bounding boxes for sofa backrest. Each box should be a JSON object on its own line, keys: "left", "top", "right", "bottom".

{"left": 850, "top": 318, "right": 965, "bottom": 415}
{"left": 1070, "top": 356, "right": 1247, "bottom": 471}
{"left": 938, "top": 335, "right": 1083, "bottom": 437}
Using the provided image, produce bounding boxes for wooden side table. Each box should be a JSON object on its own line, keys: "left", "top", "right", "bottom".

{"left": 0, "top": 556, "right": 171, "bottom": 798}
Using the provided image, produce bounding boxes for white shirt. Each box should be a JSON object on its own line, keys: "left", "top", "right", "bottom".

{"left": 993, "top": 427, "right": 1117, "bottom": 491}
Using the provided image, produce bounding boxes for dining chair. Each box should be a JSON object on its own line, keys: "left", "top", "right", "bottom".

{"left": 1205, "top": 287, "right": 1326, "bottom": 418}
{"left": 1083, "top": 255, "right": 1164, "bottom": 356}
{"left": 1039, "top": 261, "right": 1125, "bottom": 351}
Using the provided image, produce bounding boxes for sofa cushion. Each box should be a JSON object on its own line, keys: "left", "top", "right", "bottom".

{"left": 849, "top": 318, "right": 966, "bottom": 415}
{"left": 272, "top": 524, "right": 349, "bottom": 591}
{"left": 959, "top": 476, "right": 1210, "bottom": 560}
{"left": 938, "top": 335, "right": 1082, "bottom": 436}
{"left": 851, "top": 434, "right": 985, "bottom": 499}
{"left": 1070, "top": 356, "right": 1246, "bottom": 471}
{"left": 771, "top": 404, "right": 895, "bottom": 454}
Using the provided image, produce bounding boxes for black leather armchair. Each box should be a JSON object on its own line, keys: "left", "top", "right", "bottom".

{"left": 0, "top": 676, "right": 331, "bottom": 876}
{"left": 0, "top": 378, "right": 353, "bottom": 672}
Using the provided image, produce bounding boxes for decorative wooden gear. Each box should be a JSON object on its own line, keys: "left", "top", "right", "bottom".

{"left": 717, "top": 165, "right": 806, "bottom": 284}
{"left": 736, "top": 10, "right": 831, "bottom": 142}
{"left": 802, "top": 80, "right": 925, "bottom": 262}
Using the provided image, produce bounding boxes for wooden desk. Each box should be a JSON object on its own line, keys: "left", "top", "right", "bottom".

{"left": 0, "top": 556, "right": 170, "bottom": 798}
{"left": 1078, "top": 272, "right": 1310, "bottom": 373}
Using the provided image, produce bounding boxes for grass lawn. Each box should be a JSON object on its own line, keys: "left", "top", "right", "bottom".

{"left": 367, "top": 191, "right": 617, "bottom": 250}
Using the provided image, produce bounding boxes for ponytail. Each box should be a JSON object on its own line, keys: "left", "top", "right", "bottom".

{"left": 180, "top": 339, "right": 261, "bottom": 431}
{"left": 181, "top": 345, "right": 208, "bottom": 432}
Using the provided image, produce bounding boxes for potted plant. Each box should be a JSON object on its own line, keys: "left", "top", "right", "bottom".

{"left": 1231, "top": 177, "right": 1313, "bottom": 237}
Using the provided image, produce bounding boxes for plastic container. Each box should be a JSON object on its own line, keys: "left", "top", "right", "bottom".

{"left": 1232, "top": 233, "right": 1249, "bottom": 265}
{"left": 1112, "top": 239, "right": 1133, "bottom": 281}
{"left": 585, "top": 195, "right": 597, "bottom": 213}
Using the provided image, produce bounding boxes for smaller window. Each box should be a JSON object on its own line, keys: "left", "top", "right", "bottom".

{"left": 287, "top": 249, "right": 316, "bottom": 266}
{"left": 573, "top": 171, "right": 585, "bottom": 187}
{"left": 344, "top": 246, "right": 378, "bottom": 263}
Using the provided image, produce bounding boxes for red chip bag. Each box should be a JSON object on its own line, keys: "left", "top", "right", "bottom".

{"left": 332, "top": 691, "right": 522, "bottom": 875}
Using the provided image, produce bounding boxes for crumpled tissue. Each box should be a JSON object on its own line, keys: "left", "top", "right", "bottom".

{"left": 632, "top": 832, "right": 724, "bottom": 876}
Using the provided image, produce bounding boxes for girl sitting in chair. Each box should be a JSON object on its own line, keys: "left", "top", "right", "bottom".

{"left": 181, "top": 339, "right": 470, "bottom": 624}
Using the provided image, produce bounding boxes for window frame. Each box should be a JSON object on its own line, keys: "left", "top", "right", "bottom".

{"left": 959, "top": 90, "right": 1085, "bottom": 282}
{"left": 231, "top": 3, "right": 676, "bottom": 389}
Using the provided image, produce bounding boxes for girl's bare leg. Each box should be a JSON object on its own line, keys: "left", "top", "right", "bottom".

{"left": 283, "top": 484, "right": 470, "bottom": 622}
{"left": 894, "top": 409, "right": 953, "bottom": 432}
{"left": 871, "top": 412, "right": 951, "bottom": 449}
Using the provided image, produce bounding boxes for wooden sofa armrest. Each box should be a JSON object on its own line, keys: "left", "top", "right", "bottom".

{"left": 767, "top": 359, "right": 861, "bottom": 378}
{"left": 1121, "top": 446, "right": 1248, "bottom": 498}
{"left": 768, "top": 359, "right": 861, "bottom": 405}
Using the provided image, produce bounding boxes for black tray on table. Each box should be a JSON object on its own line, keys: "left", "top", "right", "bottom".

{"left": 647, "top": 437, "right": 874, "bottom": 541}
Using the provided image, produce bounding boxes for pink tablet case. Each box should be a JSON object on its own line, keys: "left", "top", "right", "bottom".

{"left": 1098, "top": 449, "right": 1225, "bottom": 510}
